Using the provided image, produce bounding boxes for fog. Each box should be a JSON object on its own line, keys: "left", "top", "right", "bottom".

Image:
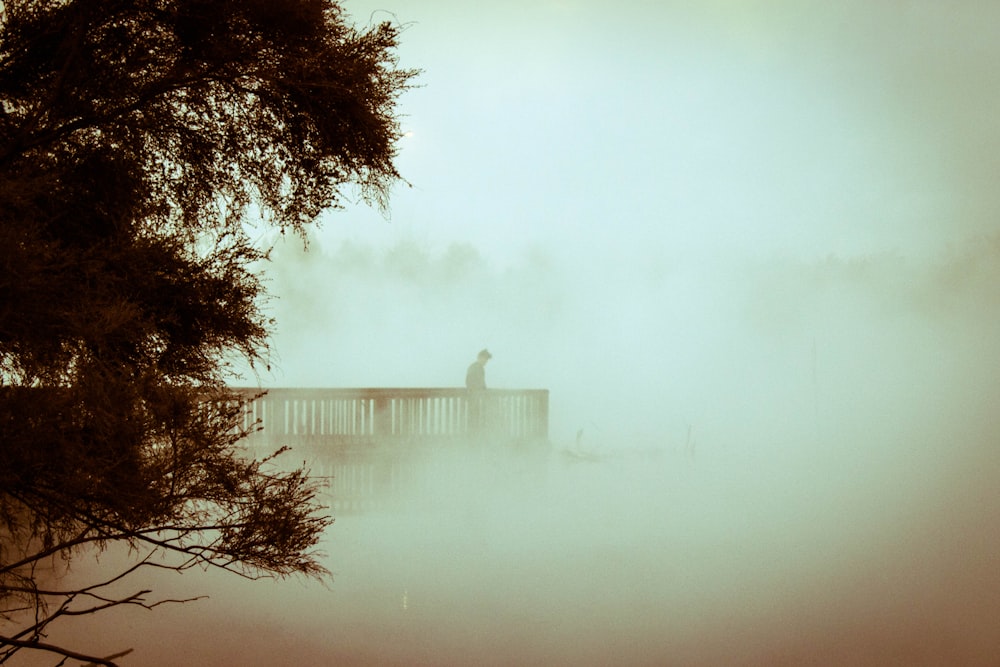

{"left": 21, "top": 1, "right": 1000, "bottom": 665}
{"left": 260, "top": 234, "right": 1000, "bottom": 460}
{"left": 252, "top": 0, "right": 1000, "bottom": 455}
{"left": 217, "top": 1, "right": 1000, "bottom": 662}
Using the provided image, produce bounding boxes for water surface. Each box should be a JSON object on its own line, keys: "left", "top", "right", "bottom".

{"left": 17, "top": 437, "right": 1000, "bottom": 666}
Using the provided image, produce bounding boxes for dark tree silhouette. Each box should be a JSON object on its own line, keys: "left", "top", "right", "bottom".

{"left": 0, "top": 1, "right": 414, "bottom": 663}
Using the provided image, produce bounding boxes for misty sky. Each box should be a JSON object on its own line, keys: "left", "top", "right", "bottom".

{"left": 328, "top": 0, "right": 1000, "bottom": 258}
{"left": 252, "top": 0, "right": 1000, "bottom": 448}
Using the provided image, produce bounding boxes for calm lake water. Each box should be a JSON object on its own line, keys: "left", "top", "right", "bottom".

{"left": 14, "top": 436, "right": 1000, "bottom": 666}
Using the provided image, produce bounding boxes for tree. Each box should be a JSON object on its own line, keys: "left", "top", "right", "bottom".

{"left": 0, "top": 1, "right": 414, "bottom": 663}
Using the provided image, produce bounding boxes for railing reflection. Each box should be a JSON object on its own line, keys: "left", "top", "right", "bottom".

{"left": 229, "top": 388, "right": 550, "bottom": 514}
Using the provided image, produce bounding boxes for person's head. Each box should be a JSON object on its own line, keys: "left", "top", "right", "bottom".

{"left": 477, "top": 348, "right": 492, "bottom": 364}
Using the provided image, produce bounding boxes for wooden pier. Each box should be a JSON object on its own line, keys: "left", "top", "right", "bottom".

{"left": 231, "top": 387, "right": 549, "bottom": 449}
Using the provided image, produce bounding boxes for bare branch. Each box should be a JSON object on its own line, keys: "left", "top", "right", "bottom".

{"left": 0, "top": 634, "right": 128, "bottom": 666}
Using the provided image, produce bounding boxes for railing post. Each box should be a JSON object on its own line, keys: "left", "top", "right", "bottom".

{"left": 373, "top": 395, "right": 391, "bottom": 438}
{"left": 537, "top": 390, "right": 549, "bottom": 439}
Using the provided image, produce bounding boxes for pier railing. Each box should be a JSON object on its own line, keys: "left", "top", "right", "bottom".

{"left": 230, "top": 387, "right": 549, "bottom": 447}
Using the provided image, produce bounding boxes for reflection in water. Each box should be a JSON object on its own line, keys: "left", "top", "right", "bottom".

{"left": 15, "top": 436, "right": 1000, "bottom": 666}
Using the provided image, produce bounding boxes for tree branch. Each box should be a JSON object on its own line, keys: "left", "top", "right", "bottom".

{"left": 0, "top": 634, "right": 129, "bottom": 667}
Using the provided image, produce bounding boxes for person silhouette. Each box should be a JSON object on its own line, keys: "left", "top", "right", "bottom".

{"left": 465, "top": 348, "right": 491, "bottom": 390}
{"left": 465, "top": 348, "right": 491, "bottom": 433}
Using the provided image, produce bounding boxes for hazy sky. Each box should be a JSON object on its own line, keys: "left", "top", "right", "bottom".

{"left": 253, "top": 0, "right": 1000, "bottom": 449}
{"left": 325, "top": 0, "right": 1000, "bottom": 260}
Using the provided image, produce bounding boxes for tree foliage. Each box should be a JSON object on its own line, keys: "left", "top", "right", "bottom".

{"left": 0, "top": 0, "right": 413, "bottom": 663}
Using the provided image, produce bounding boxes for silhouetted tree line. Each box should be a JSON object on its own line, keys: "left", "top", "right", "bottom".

{"left": 0, "top": 0, "right": 413, "bottom": 663}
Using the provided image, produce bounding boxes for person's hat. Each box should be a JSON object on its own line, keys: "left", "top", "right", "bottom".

{"left": 478, "top": 348, "right": 492, "bottom": 359}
